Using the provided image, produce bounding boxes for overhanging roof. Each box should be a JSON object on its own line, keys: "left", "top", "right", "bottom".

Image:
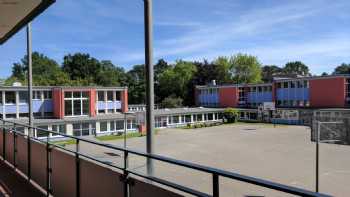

{"left": 0, "top": 0, "right": 55, "bottom": 44}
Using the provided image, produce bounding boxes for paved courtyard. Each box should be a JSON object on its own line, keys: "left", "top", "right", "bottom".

{"left": 74, "top": 123, "right": 350, "bottom": 197}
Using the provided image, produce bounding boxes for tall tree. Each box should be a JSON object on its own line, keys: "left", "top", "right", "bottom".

{"left": 261, "top": 65, "right": 283, "bottom": 82}
{"left": 158, "top": 60, "right": 197, "bottom": 106}
{"left": 96, "top": 60, "right": 127, "bottom": 86}
{"left": 126, "top": 65, "right": 146, "bottom": 104}
{"left": 283, "top": 61, "right": 310, "bottom": 76}
{"left": 230, "top": 53, "right": 262, "bottom": 84}
{"left": 333, "top": 63, "right": 350, "bottom": 75}
{"left": 62, "top": 53, "right": 101, "bottom": 85}
{"left": 212, "top": 56, "right": 232, "bottom": 83}
{"left": 6, "top": 52, "right": 70, "bottom": 86}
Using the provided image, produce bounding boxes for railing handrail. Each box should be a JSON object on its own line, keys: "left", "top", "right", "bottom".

{"left": 0, "top": 118, "right": 331, "bottom": 197}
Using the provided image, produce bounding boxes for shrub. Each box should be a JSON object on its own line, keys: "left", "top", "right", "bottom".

{"left": 223, "top": 108, "right": 239, "bottom": 123}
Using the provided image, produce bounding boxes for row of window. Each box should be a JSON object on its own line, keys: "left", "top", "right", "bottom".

{"left": 276, "top": 100, "right": 310, "bottom": 107}
{"left": 99, "top": 119, "right": 137, "bottom": 132}
{"left": 199, "top": 88, "right": 218, "bottom": 95}
{"left": 97, "top": 91, "right": 121, "bottom": 102}
{"left": 0, "top": 91, "right": 52, "bottom": 105}
{"left": 276, "top": 81, "right": 309, "bottom": 89}
{"left": 248, "top": 86, "right": 272, "bottom": 92}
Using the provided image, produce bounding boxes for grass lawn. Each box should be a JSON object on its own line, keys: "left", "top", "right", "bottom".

{"left": 95, "top": 132, "right": 142, "bottom": 141}
{"left": 51, "top": 139, "right": 77, "bottom": 146}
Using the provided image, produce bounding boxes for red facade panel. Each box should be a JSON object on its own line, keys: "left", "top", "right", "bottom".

{"left": 310, "top": 77, "right": 346, "bottom": 108}
{"left": 219, "top": 87, "right": 238, "bottom": 107}
{"left": 53, "top": 88, "right": 64, "bottom": 119}
{"left": 121, "top": 89, "right": 128, "bottom": 112}
{"left": 89, "top": 89, "right": 96, "bottom": 117}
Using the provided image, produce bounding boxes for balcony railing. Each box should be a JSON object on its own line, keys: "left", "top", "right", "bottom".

{"left": 0, "top": 119, "right": 331, "bottom": 197}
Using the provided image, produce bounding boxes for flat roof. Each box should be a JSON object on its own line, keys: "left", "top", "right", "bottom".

{"left": 0, "top": 86, "right": 127, "bottom": 91}
{"left": 0, "top": 0, "right": 55, "bottom": 44}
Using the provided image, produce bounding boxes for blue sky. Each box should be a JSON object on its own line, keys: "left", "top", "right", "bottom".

{"left": 1, "top": 0, "right": 350, "bottom": 78}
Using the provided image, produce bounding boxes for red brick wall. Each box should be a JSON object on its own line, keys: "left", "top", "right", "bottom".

{"left": 89, "top": 89, "right": 96, "bottom": 117}
{"left": 53, "top": 88, "right": 64, "bottom": 119}
{"left": 309, "top": 77, "right": 346, "bottom": 108}
{"left": 219, "top": 87, "right": 238, "bottom": 107}
{"left": 121, "top": 89, "right": 128, "bottom": 112}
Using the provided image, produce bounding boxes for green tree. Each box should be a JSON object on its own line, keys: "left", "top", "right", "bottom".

{"left": 283, "top": 61, "right": 310, "bottom": 76}
{"left": 212, "top": 56, "right": 232, "bottom": 83}
{"left": 8, "top": 52, "right": 70, "bottom": 86}
{"left": 126, "top": 65, "right": 146, "bottom": 104}
{"left": 230, "top": 53, "right": 262, "bottom": 84}
{"left": 95, "top": 60, "right": 127, "bottom": 86}
{"left": 333, "top": 63, "right": 350, "bottom": 75}
{"left": 62, "top": 53, "right": 101, "bottom": 85}
{"left": 161, "top": 96, "right": 183, "bottom": 108}
{"left": 261, "top": 65, "right": 283, "bottom": 82}
{"left": 158, "top": 60, "right": 197, "bottom": 106}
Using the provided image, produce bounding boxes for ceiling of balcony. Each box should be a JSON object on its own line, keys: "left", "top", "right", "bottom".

{"left": 0, "top": 0, "right": 54, "bottom": 44}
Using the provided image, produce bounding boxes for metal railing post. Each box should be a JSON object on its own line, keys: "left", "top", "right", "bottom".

{"left": 316, "top": 121, "right": 320, "bottom": 193}
{"left": 213, "top": 174, "right": 219, "bottom": 197}
{"left": 3, "top": 121, "right": 6, "bottom": 161}
{"left": 123, "top": 150, "right": 129, "bottom": 197}
{"left": 27, "top": 127, "right": 31, "bottom": 181}
{"left": 13, "top": 123, "right": 17, "bottom": 169}
{"left": 76, "top": 139, "right": 80, "bottom": 197}
{"left": 46, "top": 130, "right": 51, "bottom": 196}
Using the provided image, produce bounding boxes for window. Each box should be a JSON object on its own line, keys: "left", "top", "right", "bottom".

{"left": 64, "top": 91, "right": 89, "bottom": 116}
{"left": 37, "top": 125, "right": 49, "bottom": 138}
{"left": 100, "top": 122, "right": 108, "bottom": 132}
{"left": 33, "top": 91, "right": 41, "bottom": 99}
{"left": 110, "top": 121, "right": 115, "bottom": 131}
{"left": 290, "top": 81, "right": 295, "bottom": 88}
{"left": 98, "top": 91, "right": 105, "bottom": 101}
{"left": 82, "top": 123, "right": 90, "bottom": 136}
{"left": 283, "top": 82, "right": 289, "bottom": 88}
{"left": 208, "top": 113, "right": 213, "bottom": 120}
{"left": 5, "top": 92, "right": 15, "bottom": 104}
{"left": 185, "top": 115, "right": 191, "bottom": 123}
{"left": 19, "top": 91, "right": 28, "bottom": 103}
{"left": 52, "top": 125, "right": 66, "bottom": 136}
{"left": 107, "top": 91, "right": 113, "bottom": 101}
{"left": 304, "top": 80, "right": 309, "bottom": 88}
{"left": 0, "top": 92, "right": 2, "bottom": 105}
{"left": 127, "top": 119, "right": 136, "bottom": 130}
{"left": 115, "top": 91, "right": 121, "bottom": 101}
{"left": 172, "top": 116, "right": 180, "bottom": 123}
{"left": 116, "top": 120, "right": 124, "bottom": 130}
{"left": 73, "top": 124, "right": 81, "bottom": 136}
{"left": 43, "top": 91, "right": 52, "bottom": 99}
{"left": 277, "top": 83, "right": 281, "bottom": 88}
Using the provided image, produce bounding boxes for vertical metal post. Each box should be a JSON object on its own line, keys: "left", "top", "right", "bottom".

{"left": 123, "top": 150, "right": 129, "bottom": 197}
{"left": 213, "top": 174, "right": 219, "bottom": 197}
{"left": 144, "top": 0, "right": 154, "bottom": 176}
{"left": 316, "top": 121, "right": 320, "bottom": 193}
{"left": 46, "top": 131, "right": 51, "bottom": 196}
{"left": 124, "top": 113, "right": 127, "bottom": 149}
{"left": 13, "top": 123, "right": 17, "bottom": 168}
{"left": 75, "top": 139, "right": 80, "bottom": 197}
{"left": 26, "top": 23, "right": 33, "bottom": 181}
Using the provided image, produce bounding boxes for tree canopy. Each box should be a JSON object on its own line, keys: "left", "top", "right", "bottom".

{"left": 333, "top": 63, "right": 350, "bottom": 75}
{"left": 8, "top": 51, "right": 343, "bottom": 107}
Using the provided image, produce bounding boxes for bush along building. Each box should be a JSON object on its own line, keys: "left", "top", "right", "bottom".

{"left": 0, "top": 86, "right": 225, "bottom": 139}
{"left": 196, "top": 75, "right": 350, "bottom": 125}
